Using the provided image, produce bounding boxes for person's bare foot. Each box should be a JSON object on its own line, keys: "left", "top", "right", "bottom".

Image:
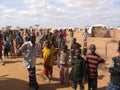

{"left": 2, "top": 62, "right": 5, "bottom": 65}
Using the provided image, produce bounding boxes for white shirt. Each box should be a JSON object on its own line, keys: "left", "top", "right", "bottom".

{"left": 82, "top": 32, "right": 88, "bottom": 40}
{"left": 19, "top": 41, "right": 40, "bottom": 68}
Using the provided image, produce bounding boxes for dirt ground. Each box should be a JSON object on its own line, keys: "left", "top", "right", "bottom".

{"left": 0, "top": 30, "right": 120, "bottom": 90}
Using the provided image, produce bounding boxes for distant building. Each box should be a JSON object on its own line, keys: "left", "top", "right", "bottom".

{"left": 88, "top": 24, "right": 110, "bottom": 37}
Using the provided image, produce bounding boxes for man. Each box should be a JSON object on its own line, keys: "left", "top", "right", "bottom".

{"left": 18, "top": 35, "right": 40, "bottom": 89}
{"left": 57, "top": 29, "right": 65, "bottom": 48}
{"left": 71, "top": 38, "right": 81, "bottom": 59}
{"left": 15, "top": 32, "right": 23, "bottom": 56}
{"left": 86, "top": 44, "right": 105, "bottom": 90}
{"left": 71, "top": 38, "right": 81, "bottom": 50}
{"left": 107, "top": 40, "right": 120, "bottom": 90}
{"left": 82, "top": 28, "right": 88, "bottom": 48}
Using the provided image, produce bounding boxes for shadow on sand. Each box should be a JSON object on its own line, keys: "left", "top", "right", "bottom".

{"left": 0, "top": 77, "right": 70, "bottom": 90}
{"left": 98, "top": 86, "right": 107, "bottom": 90}
{"left": 0, "top": 78, "right": 33, "bottom": 90}
{"left": 4, "top": 60, "right": 22, "bottom": 64}
{"left": 40, "top": 82, "right": 70, "bottom": 90}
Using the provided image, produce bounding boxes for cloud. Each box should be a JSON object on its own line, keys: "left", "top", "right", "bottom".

{"left": 57, "top": 0, "right": 119, "bottom": 9}
{"left": 56, "top": 0, "right": 98, "bottom": 9}
{"left": 1, "top": 15, "right": 14, "bottom": 19}
{"left": 0, "top": 5, "right": 16, "bottom": 14}
{"left": 0, "top": 5, "right": 6, "bottom": 10}
{"left": 22, "top": 0, "right": 66, "bottom": 16}
{"left": 0, "top": 0, "right": 120, "bottom": 28}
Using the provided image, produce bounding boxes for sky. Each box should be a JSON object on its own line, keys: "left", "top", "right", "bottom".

{"left": 0, "top": 0, "right": 120, "bottom": 29}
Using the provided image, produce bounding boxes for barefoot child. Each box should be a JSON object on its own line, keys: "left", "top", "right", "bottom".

{"left": 86, "top": 44, "right": 105, "bottom": 90}
{"left": 69, "top": 49, "right": 86, "bottom": 90}
{"left": 59, "top": 45, "right": 69, "bottom": 84}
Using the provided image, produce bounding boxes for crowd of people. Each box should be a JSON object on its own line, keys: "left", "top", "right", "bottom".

{"left": 0, "top": 28, "right": 120, "bottom": 90}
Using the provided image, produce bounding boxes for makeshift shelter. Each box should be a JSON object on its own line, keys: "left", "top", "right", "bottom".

{"left": 88, "top": 24, "right": 110, "bottom": 37}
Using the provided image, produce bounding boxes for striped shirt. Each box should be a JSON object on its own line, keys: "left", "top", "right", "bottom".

{"left": 86, "top": 53, "right": 104, "bottom": 78}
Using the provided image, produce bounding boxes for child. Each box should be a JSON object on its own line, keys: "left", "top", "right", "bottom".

{"left": 107, "top": 40, "right": 120, "bottom": 90}
{"left": 86, "top": 44, "right": 105, "bottom": 90}
{"left": 49, "top": 43, "right": 57, "bottom": 80}
{"left": 3, "top": 38, "right": 9, "bottom": 58}
{"left": 69, "top": 49, "right": 86, "bottom": 90}
{"left": 59, "top": 45, "right": 69, "bottom": 84}
{"left": 82, "top": 48, "right": 87, "bottom": 60}
{"left": 0, "top": 39, "right": 4, "bottom": 65}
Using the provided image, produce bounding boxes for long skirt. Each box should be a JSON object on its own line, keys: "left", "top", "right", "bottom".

{"left": 44, "top": 65, "right": 53, "bottom": 76}
{"left": 60, "top": 64, "right": 69, "bottom": 84}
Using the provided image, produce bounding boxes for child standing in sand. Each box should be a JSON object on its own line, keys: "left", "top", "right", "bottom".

{"left": 58, "top": 45, "right": 69, "bottom": 84}
{"left": 86, "top": 44, "right": 105, "bottom": 90}
{"left": 107, "top": 40, "right": 120, "bottom": 90}
{"left": 49, "top": 43, "right": 57, "bottom": 80}
{"left": 0, "top": 39, "right": 4, "bottom": 65}
{"left": 69, "top": 49, "right": 86, "bottom": 90}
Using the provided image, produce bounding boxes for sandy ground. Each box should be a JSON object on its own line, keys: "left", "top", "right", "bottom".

{"left": 0, "top": 30, "right": 120, "bottom": 90}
